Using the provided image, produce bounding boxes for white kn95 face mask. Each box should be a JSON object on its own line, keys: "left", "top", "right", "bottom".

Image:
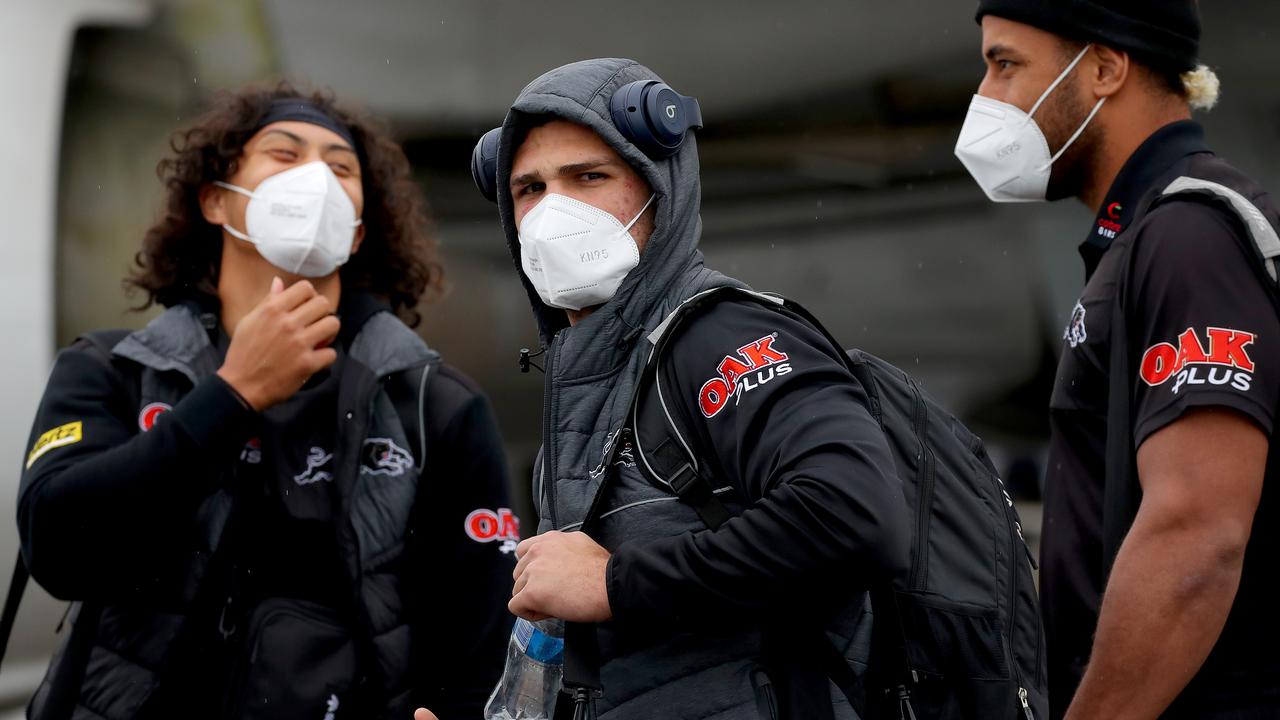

{"left": 955, "top": 44, "right": 1105, "bottom": 203}
{"left": 215, "top": 161, "right": 362, "bottom": 277}
{"left": 518, "top": 193, "right": 655, "bottom": 311}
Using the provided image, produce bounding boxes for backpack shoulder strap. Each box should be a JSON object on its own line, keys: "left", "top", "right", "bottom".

{"left": 0, "top": 553, "right": 28, "bottom": 674}
{"left": 627, "top": 287, "right": 865, "bottom": 706}
{"left": 629, "top": 287, "right": 789, "bottom": 530}
{"left": 631, "top": 286, "right": 862, "bottom": 529}
{"left": 1103, "top": 177, "right": 1280, "bottom": 574}
{"left": 1159, "top": 176, "right": 1280, "bottom": 285}
{"left": 0, "top": 329, "right": 133, "bottom": 674}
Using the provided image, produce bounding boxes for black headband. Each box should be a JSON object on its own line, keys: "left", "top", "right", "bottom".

{"left": 255, "top": 98, "right": 356, "bottom": 148}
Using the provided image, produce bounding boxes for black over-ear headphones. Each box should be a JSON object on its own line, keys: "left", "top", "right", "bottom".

{"left": 470, "top": 79, "right": 703, "bottom": 203}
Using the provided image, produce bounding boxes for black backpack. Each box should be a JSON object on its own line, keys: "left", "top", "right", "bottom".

{"left": 621, "top": 287, "right": 1047, "bottom": 720}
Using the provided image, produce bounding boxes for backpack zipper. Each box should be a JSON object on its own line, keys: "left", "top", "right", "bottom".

{"left": 1019, "top": 687, "right": 1034, "bottom": 719}
{"left": 991, "top": 467, "right": 1038, "bottom": 719}
{"left": 1010, "top": 483, "right": 1044, "bottom": 689}
{"left": 973, "top": 436, "right": 1044, "bottom": 693}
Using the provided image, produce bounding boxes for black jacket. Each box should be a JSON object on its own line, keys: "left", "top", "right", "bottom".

{"left": 19, "top": 296, "right": 515, "bottom": 719}
{"left": 608, "top": 298, "right": 910, "bottom": 627}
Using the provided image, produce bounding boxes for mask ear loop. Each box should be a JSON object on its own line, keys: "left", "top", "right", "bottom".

{"left": 1022, "top": 43, "right": 1105, "bottom": 172}
{"left": 1026, "top": 43, "right": 1093, "bottom": 121}
{"left": 622, "top": 194, "right": 657, "bottom": 233}
{"left": 212, "top": 181, "right": 258, "bottom": 243}
{"left": 1039, "top": 96, "right": 1107, "bottom": 171}
{"left": 212, "top": 180, "right": 255, "bottom": 199}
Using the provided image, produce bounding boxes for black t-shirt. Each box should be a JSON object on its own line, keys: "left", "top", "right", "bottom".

{"left": 1043, "top": 121, "right": 1280, "bottom": 717}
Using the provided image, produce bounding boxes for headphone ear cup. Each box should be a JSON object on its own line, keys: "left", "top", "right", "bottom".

{"left": 609, "top": 80, "right": 690, "bottom": 159}
{"left": 640, "top": 83, "right": 689, "bottom": 158}
{"left": 609, "top": 81, "right": 656, "bottom": 155}
{"left": 470, "top": 127, "right": 502, "bottom": 203}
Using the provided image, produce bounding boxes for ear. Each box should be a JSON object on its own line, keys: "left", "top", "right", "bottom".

{"left": 199, "top": 183, "right": 228, "bottom": 226}
{"left": 1089, "top": 44, "right": 1130, "bottom": 100}
{"left": 350, "top": 223, "right": 366, "bottom": 256}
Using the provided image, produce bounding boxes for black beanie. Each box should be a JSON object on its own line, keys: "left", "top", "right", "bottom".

{"left": 975, "top": 0, "right": 1200, "bottom": 73}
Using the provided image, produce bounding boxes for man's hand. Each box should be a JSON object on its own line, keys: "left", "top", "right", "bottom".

{"left": 413, "top": 710, "right": 438, "bottom": 720}
{"left": 216, "top": 277, "right": 340, "bottom": 411}
{"left": 510, "top": 531, "right": 612, "bottom": 622}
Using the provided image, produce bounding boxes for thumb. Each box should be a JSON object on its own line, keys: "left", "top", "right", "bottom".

{"left": 413, "top": 710, "right": 439, "bottom": 720}
{"left": 270, "top": 276, "right": 284, "bottom": 295}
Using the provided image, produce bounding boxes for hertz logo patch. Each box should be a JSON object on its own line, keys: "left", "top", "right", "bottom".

{"left": 26, "top": 421, "right": 82, "bottom": 470}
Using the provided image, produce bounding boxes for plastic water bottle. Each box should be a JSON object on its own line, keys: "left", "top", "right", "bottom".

{"left": 484, "top": 618, "right": 565, "bottom": 720}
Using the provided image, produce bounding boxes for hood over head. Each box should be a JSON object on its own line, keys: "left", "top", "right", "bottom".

{"left": 495, "top": 58, "right": 705, "bottom": 346}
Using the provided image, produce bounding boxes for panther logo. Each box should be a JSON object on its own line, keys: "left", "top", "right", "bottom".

{"left": 293, "top": 447, "right": 334, "bottom": 486}
{"left": 1064, "top": 302, "right": 1088, "bottom": 349}
{"left": 361, "top": 438, "right": 414, "bottom": 477}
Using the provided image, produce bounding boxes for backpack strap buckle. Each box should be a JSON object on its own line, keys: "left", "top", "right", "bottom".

{"left": 667, "top": 463, "right": 732, "bottom": 530}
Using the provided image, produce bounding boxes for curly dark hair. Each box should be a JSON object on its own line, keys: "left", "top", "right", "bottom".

{"left": 126, "top": 79, "right": 443, "bottom": 326}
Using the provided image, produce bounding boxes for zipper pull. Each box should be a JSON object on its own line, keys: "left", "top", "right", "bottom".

{"left": 518, "top": 347, "right": 546, "bottom": 374}
{"left": 218, "top": 595, "right": 237, "bottom": 640}
{"left": 570, "top": 686, "right": 599, "bottom": 720}
{"left": 1015, "top": 521, "right": 1039, "bottom": 570}
{"left": 1019, "top": 687, "right": 1034, "bottom": 720}
{"left": 896, "top": 685, "right": 918, "bottom": 720}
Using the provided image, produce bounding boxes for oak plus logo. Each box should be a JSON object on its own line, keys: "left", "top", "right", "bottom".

{"left": 138, "top": 402, "right": 171, "bottom": 432}
{"left": 698, "top": 333, "right": 793, "bottom": 418}
{"left": 1140, "top": 326, "right": 1257, "bottom": 394}
{"left": 465, "top": 508, "right": 521, "bottom": 555}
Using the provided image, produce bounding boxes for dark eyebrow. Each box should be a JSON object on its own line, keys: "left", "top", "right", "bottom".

{"left": 510, "top": 157, "right": 620, "bottom": 189}
{"left": 985, "top": 44, "right": 1018, "bottom": 61}
{"left": 261, "top": 129, "right": 356, "bottom": 156}
{"left": 510, "top": 170, "right": 542, "bottom": 188}
{"left": 260, "top": 128, "right": 305, "bottom": 145}
{"left": 559, "top": 158, "right": 616, "bottom": 175}
{"left": 322, "top": 143, "right": 358, "bottom": 157}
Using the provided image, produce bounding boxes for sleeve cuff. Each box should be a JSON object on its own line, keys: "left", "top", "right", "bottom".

{"left": 1135, "top": 391, "right": 1274, "bottom": 448}
{"left": 605, "top": 551, "right": 630, "bottom": 622}
{"left": 168, "top": 374, "right": 258, "bottom": 455}
{"left": 604, "top": 543, "right": 664, "bottom": 624}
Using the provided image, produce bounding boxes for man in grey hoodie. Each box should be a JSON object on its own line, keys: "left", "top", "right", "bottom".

{"left": 424, "top": 58, "right": 911, "bottom": 720}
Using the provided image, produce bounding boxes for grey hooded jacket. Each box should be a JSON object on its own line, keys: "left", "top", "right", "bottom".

{"left": 495, "top": 59, "right": 903, "bottom": 720}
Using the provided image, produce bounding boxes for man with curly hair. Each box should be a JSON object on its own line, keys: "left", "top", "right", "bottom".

{"left": 17, "top": 81, "right": 515, "bottom": 719}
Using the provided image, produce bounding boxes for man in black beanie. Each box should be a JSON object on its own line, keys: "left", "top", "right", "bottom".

{"left": 958, "top": 2, "right": 1280, "bottom": 719}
